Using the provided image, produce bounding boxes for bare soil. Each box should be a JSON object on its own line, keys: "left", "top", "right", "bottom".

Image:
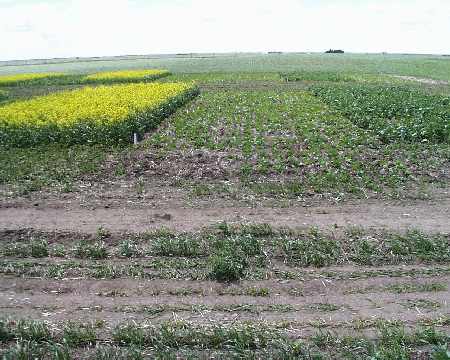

{"left": 1, "top": 266, "right": 449, "bottom": 336}
{"left": 1, "top": 193, "right": 449, "bottom": 233}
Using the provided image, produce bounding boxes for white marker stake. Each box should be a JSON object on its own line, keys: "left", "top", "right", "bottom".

{"left": 133, "top": 133, "right": 138, "bottom": 145}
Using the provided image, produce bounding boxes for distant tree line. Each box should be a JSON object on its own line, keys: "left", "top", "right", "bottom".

{"left": 325, "top": 49, "right": 345, "bottom": 54}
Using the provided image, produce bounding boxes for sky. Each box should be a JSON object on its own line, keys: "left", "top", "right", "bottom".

{"left": 0, "top": 0, "right": 449, "bottom": 61}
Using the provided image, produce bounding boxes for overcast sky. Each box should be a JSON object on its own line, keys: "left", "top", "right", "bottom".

{"left": 0, "top": 0, "right": 449, "bottom": 61}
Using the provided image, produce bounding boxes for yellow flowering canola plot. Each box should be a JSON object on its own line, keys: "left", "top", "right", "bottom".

{"left": 0, "top": 82, "right": 198, "bottom": 147}
{"left": 83, "top": 69, "right": 170, "bottom": 83}
{"left": 0, "top": 73, "right": 65, "bottom": 86}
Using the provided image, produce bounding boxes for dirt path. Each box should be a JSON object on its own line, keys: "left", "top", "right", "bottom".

{"left": 1, "top": 198, "right": 449, "bottom": 233}
{"left": 391, "top": 75, "right": 449, "bottom": 86}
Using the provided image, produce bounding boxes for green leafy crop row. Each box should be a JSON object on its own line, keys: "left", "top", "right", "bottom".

{"left": 310, "top": 84, "right": 450, "bottom": 144}
{"left": 281, "top": 71, "right": 355, "bottom": 82}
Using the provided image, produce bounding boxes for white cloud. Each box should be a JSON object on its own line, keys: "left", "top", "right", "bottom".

{"left": 0, "top": 0, "right": 449, "bottom": 61}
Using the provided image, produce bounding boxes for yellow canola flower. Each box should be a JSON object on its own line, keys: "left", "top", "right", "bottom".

{"left": 0, "top": 82, "right": 193, "bottom": 128}
{"left": 0, "top": 72, "right": 65, "bottom": 86}
{"left": 84, "top": 69, "right": 170, "bottom": 82}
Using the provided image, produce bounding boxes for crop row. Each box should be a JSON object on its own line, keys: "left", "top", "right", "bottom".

{"left": 1, "top": 226, "right": 449, "bottom": 282}
{"left": 310, "top": 84, "right": 450, "bottom": 144}
{"left": 0, "top": 82, "right": 199, "bottom": 147}
{"left": 0, "top": 318, "right": 448, "bottom": 359}
{"left": 280, "top": 71, "right": 355, "bottom": 82}
{"left": 2, "top": 258, "right": 450, "bottom": 282}
{"left": 0, "top": 69, "right": 170, "bottom": 87}
{"left": 0, "top": 72, "right": 67, "bottom": 86}
{"left": 2, "top": 226, "right": 448, "bottom": 265}
{"left": 82, "top": 69, "right": 170, "bottom": 83}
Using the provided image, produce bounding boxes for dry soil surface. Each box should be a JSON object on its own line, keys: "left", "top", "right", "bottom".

{"left": 0, "top": 197, "right": 449, "bottom": 234}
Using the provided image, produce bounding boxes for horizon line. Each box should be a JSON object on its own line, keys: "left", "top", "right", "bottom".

{"left": 1, "top": 51, "right": 449, "bottom": 66}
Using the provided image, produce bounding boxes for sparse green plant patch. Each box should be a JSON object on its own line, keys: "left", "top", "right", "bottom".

{"left": 62, "top": 321, "right": 97, "bottom": 346}
{"left": 148, "top": 257, "right": 206, "bottom": 271}
{"left": 237, "top": 223, "right": 274, "bottom": 237}
{"left": 146, "top": 89, "right": 376, "bottom": 189}
{"left": 2, "top": 243, "right": 29, "bottom": 258}
{"left": 1, "top": 317, "right": 449, "bottom": 359}
{"left": 74, "top": 241, "right": 108, "bottom": 260}
{"left": 14, "top": 319, "right": 51, "bottom": 342}
{"left": 401, "top": 299, "right": 441, "bottom": 310}
{"left": 304, "top": 303, "right": 341, "bottom": 312}
{"left": 90, "top": 264, "right": 126, "bottom": 279}
{"left": 50, "top": 244, "right": 67, "bottom": 258}
{"left": 214, "top": 221, "right": 275, "bottom": 238}
{"left": 0, "top": 227, "right": 449, "bottom": 284}
{"left": 345, "top": 282, "right": 448, "bottom": 295}
{"left": 415, "top": 326, "right": 449, "bottom": 346}
{"left": 386, "top": 230, "right": 450, "bottom": 263}
{"left": 2, "top": 340, "right": 48, "bottom": 360}
{"left": 287, "top": 287, "right": 304, "bottom": 297}
{"left": 213, "top": 235, "right": 264, "bottom": 257}
{"left": 420, "top": 316, "right": 450, "bottom": 328}
{"left": 94, "top": 345, "right": 143, "bottom": 360}
{"left": 0, "top": 144, "right": 110, "bottom": 195}
{"left": 217, "top": 286, "right": 270, "bottom": 297}
{"left": 167, "top": 287, "right": 204, "bottom": 296}
{"left": 45, "top": 263, "right": 67, "bottom": 279}
{"left": 96, "top": 289, "right": 129, "bottom": 297}
{"left": 150, "top": 235, "right": 204, "bottom": 257}
{"left": 386, "top": 282, "right": 447, "bottom": 294}
{"left": 118, "top": 239, "right": 142, "bottom": 258}
{"left": 310, "top": 322, "right": 450, "bottom": 359}
{"left": 112, "top": 324, "right": 147, "bottom": 346}
{"left": 96, "top": 227, "right": 111, "bottom": 240}
{"left": 282, "top": 228, "right": 341, "bottom": 267}
{"left": 349, "top": 230, "right": 450, "bottom": 266}
{"left": 245, "top": 286, "right": 270, "bottom": 297}
{"left": 345, "top": 229, "right": 450, "bottom": 266}
{"left": 1, "top": 240, "right": 48, "bottom": 258}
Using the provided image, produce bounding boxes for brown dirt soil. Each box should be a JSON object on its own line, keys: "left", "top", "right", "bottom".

{"left": 0, "top": 270, "right": 450, "bottom": 337}
{"left": 0, "top": 197, "right": 449, "bottom": 233}
{"left": 1, "top": 267, "right": 449, "bottom": 335}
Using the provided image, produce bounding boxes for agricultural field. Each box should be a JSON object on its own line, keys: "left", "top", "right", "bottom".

{"left": 0, "top": 53, "right": 449, "bottom": 359}
{"left": 0, "top": 82, "right": 197, "bottom": 147}
{"left": 82, "top": 69, "right": 170, "bottom": 84}
{"left": 0, "top": 72, "right": 67, "bottom": 87}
